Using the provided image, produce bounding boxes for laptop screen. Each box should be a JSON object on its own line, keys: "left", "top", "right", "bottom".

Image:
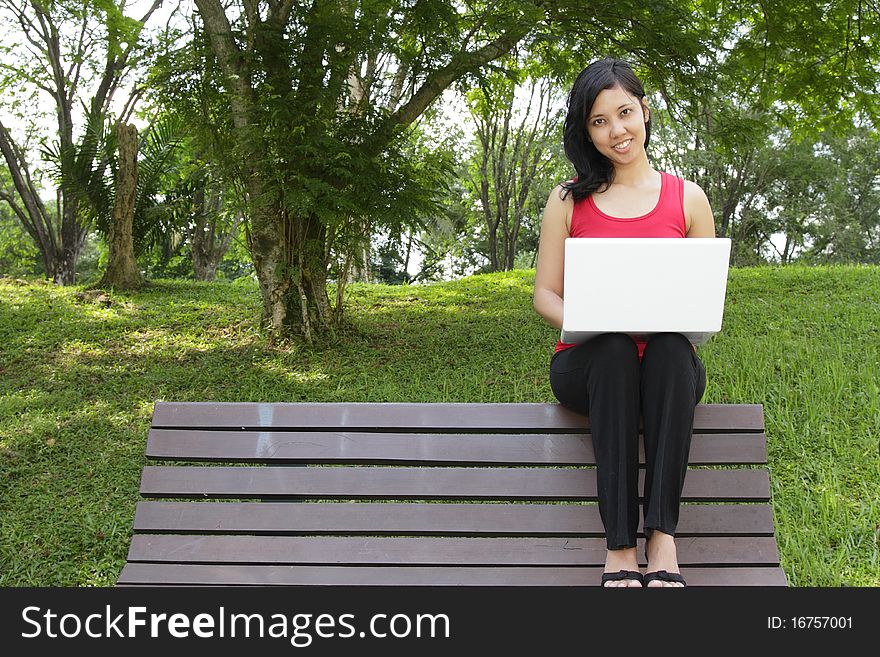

{"left": 561, "top": 238, "right": 731, "bottom": 345}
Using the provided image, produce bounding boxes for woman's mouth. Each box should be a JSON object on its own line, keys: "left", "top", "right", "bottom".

{"left": 613, "top": 139, "right": 633, "bottom": 152}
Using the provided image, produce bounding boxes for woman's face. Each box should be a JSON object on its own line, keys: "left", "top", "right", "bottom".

{"left": 585, "top": 84, "right": 650, "bottom": 165}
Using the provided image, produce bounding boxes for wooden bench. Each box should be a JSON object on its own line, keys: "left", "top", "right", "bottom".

{"left": 117, "top": 402, "right": 787, "bottom": 586}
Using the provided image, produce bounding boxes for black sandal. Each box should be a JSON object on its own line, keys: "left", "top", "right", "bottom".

{"left": 600, "top": 570, "right": 645, "bottom": 587}
{"left": 643, "top": 570, "right": 687, "bottom": 587}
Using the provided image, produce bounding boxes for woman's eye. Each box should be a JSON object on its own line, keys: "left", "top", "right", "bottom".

{"left": 621, "top": 108, "right": 632, "bottom": 116}
{"left": 593, "top": 118, "right": 605, "bottom": 126}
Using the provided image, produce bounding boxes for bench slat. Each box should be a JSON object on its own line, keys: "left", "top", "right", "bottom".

{"left": 133, "top": 501, "right": 776, "bottom": 536}
{"left": 146, "top": 430, "right": 767, "bottom": 465}
{"left": 118, "top": 563, "right": 788, "bottom": 586}
{"left": 127, "top": 535, "right": 780, "bottom": 566}
{"left": 140, "top": 465, "right": 771, "bottom": 502}
{"left": 151, "top": 402, "right": 764, "bottom": 433}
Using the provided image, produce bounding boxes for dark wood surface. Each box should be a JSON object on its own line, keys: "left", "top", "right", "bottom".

{"left": 117, "top": 564, "right": 789, "bottom": 587}
{"left": 146, "top": 430, "right": 768, "bottom": 465}
{"left": 140, "top": 465, "right": 771, "bottom": 501}
{"left": 119, "top": 401, "right": 784, "bottom": 587}
{"left": 151, "top": 402, "right": 765, "bottom": 432}
{"left": 126, "top": 535, "right": 780, "bottom": 566}
{"left": 133, "top": 501, "right": 777, "bottom": 536}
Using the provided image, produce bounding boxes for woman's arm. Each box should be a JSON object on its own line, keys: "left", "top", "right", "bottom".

{"left": 682, "top": 180, "right": 715, "bottom": 352}
{"left": 683, "top": 180, "right": 716, "bottom": 237}
{"left": 533, "top": 185, "right": 571, "bottom": 330}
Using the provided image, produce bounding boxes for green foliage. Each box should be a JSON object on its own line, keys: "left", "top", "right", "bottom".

{"left": 418, "top": 71, "right": 568, "bottom": 278}
{"left": 652, "top": 93, "right": 880, "bottom": 265}
{"left": 75, "top": 231, "right": 107, "bottom": 285}
{"left": 135, "top": 237, "right": 191, "bottom": 280}
{"left": 4, "top": 0, "right": 879, "bottom": 291}
{"left": 798, "top": 127, "right": 880, "bottom": 263}
{"left": 417, "top": 175, "right": 490, "bottom": 280}
{"left": 130, "top": 116, "right": 187, "bottom": 255}
{"left": 372, "top": 229, "right": 413, "bottom": 285}
{"left": 0, "top": 204, "right": 42, "bottom": 277}
{"left": 1, "top": 267, "right": 878, "bottom": 585}
{"left": 91, "top": 0, "right": 147, "bottom": 59}
{"left": 151, "top": 0, "right": 727, "bottom": 334}
{"left": 213, "top": 235, "right": 254, "bottom": 281}
{"left": 41, "top": 106, "right": 115, "bottom": 227}
{"left": 720, "top": 0, "right": 880, "bottom": 134}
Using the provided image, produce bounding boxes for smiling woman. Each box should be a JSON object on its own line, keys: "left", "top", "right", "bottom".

{"left": 532, "top": 57, "right": 717, "bottom": 588}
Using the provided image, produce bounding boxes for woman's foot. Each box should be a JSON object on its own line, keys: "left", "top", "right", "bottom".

{"left": 603, "top": 547, "right": 642, "bottom": 587}
{"left": 644, "top": 530, "right": 684, "bottom": 587}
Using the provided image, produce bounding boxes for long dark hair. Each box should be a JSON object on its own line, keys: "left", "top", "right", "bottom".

{"left": 561, "top": 58, "right": 651, "bottom": 202}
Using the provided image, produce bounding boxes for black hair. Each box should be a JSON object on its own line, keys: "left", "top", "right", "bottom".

{"left": 560, "top": 58, "right": 651, "bottom": 202}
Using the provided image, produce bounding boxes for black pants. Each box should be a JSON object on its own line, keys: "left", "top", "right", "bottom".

{"left": 550, "top": 333, "right": 707, "bottom": 550}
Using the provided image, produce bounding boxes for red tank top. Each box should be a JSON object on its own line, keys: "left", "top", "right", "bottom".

{"left": 555, "top": 171, "right": 687, "bottom": 359}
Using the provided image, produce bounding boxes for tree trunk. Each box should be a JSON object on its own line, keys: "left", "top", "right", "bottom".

{"left": 99, "top": 123, "right": 143, "bottom": 289}
{"left": 248, "top": 207, "right": 330, "bottom": 343}
{"left": 350, "top": 242, "right": 372, "bottom": 282}
{"left": 191, "top": 188, "right": 237, "bottom": 281}
{"left": 192, "top": 226, "right": 219, "bottom": 281}
{"left": 0, "top": 118, "right": 63, "bottom": 280}
{"left": 55, "top": 191, "right": 89, "bottom": 284}
{"left": 403, "top": 228, "right": 413, "bottom": 276}
{"left": 191, "top": 187, "right": 211, "bottom": 280}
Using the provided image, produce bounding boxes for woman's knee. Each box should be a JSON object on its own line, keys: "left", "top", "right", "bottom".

{"left": 642, "top": 332, "right": 692, "bottom": 362}
{"left": 641, "top": 333, "right": 702, "bottom": 393}
{"left": 592, "top": 332, "right": 640, "bottom": 365}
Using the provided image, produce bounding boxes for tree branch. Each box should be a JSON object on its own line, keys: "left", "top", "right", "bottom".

{"left": 9, "top": 2, "right": 49, "bottom": 56}
{"left": 273, "top": 0, "right": 297, "bottom": 26}
{"left": 137, "top": 0, "right": 164, "bottom": 25}
{"left": 0, "top": 62, "right": 55, "bottom": 96}
{"left": 0, "top": 188, "right": 39, "bottom": 241}
{"left": 388, "top": 25, "right": 530, "bottom": 130}
{"left": 65, "top": 8, "right": 88, "bottom": 86}
{"left": 193, "top": 0, "right": 254, "bottom": 133}
{"left": 0, "top": 118, "right": 54, "bottom": 255}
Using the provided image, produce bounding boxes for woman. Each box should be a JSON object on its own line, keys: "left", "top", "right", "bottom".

{"left": 533, "top": 58, "right": 716, "bottom": 588}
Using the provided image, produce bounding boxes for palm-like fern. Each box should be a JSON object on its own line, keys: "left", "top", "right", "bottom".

{"left": 41, "top": 104, "right": 115, "bottom": 229}
{"left": 42, "top": 109, "right": 184, "bottom": 257}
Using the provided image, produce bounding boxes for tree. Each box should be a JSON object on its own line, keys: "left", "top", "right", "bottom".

{"left": 167, "top": 162, "right": 244, "bottom": 282}
{"left": 799, "top": 127, "right": 880, "bottom": 263}
{"left": 0, "top": 0, "right": 162, "bottom": 284}
{"left": 183, "top": 0, "right": 718, "bottom": 341}
{"left": 189, "top": 185, "right": 242, "bottom": 282}
{"left": 141, "top": 22, "right": 248, "bottom": 282}
{"left": 465, "top": 71, "right": 563, "bottom": 271}
{"left": 650, "top": 94, "right": 784, "bottom": 265}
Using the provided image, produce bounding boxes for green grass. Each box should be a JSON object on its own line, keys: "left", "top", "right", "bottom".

{"left": 1, "top": 266, "right": 878, "bottom": 586}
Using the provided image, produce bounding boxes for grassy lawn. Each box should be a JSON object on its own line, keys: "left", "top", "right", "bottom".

{"left": 1, "top": 266, "right": 878, "bottom": 586}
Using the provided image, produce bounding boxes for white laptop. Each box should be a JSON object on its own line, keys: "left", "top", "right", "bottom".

{"left": 561, "top": 238, "right": 731, "bottom": 345}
